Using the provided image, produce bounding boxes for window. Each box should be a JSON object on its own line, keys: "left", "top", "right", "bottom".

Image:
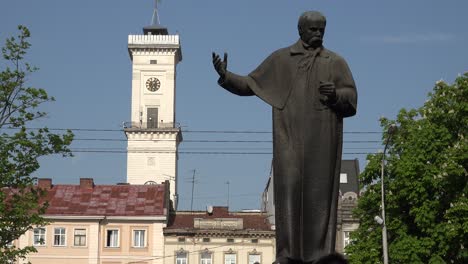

{"left": 226, "top": 238, "right": 234, "bottom": 243}
{"left": 202, "top": 237, "right": 210, "bottom": 243}
{"left": 150, "top": 60, "right": 157, "bottom": 64}
{"left": 225, "top": 253, "right": 236, "bottom": 264}
{"left": 340, "top": 173, "right": 348, "bottom": 183}
{"left": 106, "top": 229, "right": 119, "bottom": 247}
{"left": 133, "top": 230, "right": 146, "bottom": 248}
{"left": 200, "top": 251, "right": 212, "bottom": 264}
{"left": 33, "top": 227, "right": 46, "bottom": 246}
{"left": 53, "top": 227, "right": 66, "bottom": 246}
{"left": 343, "top": 231, "right": 351, "bottom": 248}
{"left": 74, "top": 229, "right": 86, "bottom": 247}
{"left": 178, "top": 237, "right": 186, "bottom": 242}
{"left": 251, "top": 239, "right": 258, "bottom": 243}
{"left": 147, "top": 108, "right": 158, "bottom": 128}
{"left": 176, "top": 251, "right": 188, "bottom": 264}
{"left": 249, "top": 254, "right": 261, "bottom": 264}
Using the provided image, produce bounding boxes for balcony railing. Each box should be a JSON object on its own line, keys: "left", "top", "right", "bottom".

{"left": 123, "top": 121, "right": 180, "bottom": 129}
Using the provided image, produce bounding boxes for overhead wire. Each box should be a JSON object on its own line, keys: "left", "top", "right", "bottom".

{"left": 2, "top": 126, "right": 382, "bottom": 134}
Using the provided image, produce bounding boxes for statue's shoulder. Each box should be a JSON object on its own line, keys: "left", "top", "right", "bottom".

{"left": 260, "top": 46, "right": 291, "bottom": 65}
{"left": 322, "top": 48, "right": 341, "bottom": 59}
{"left": 323, "top": 48, "right": 348, "bottom": 63}
{"left": 270, "top": 46, "right": 290, "bottom": 58}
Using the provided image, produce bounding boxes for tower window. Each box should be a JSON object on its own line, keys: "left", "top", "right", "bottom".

{"left": 150, "top": 60, "right": 157, "bottom": 64}
{"left": 147, "top": 108, "right": 158, "bottom": 128}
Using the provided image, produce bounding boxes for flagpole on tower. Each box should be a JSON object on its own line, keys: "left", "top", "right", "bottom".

{"left": 151, "top": 0, "right": 160, "bottom": 26}
{"left": 143, "top": 0, "right": 168, "bottom": 35}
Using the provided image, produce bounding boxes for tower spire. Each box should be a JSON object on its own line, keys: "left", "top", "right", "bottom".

{"left": 151, "top": 0, "right": 160, "bottom": 26}
{"left": 143, "top": 0, "right": 168, "bottom": 35}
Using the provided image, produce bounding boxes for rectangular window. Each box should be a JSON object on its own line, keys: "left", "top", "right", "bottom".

{"left": 176, "top": 251, "right": 188, "bottom": 264}
{"left": 340, "top": 173, "right": 348, "bottom": 183}
{"left": 74, "top": 229, "right": 86, "bottom": 247}
{"left": 54, "top": 227, "right": 66, "bottom": 246}
{"left": 33, "top": 227, "right": 46, "bottom": 246}
{"left": 202, "top": 237, "right": 210, "bottom": 243}
{"left": 147, "top": 108, "right": 158, "bottom": 128}
{"left": 225, "top": 253, "right": 236, "bottom": 264}
{"left": 106, "top": 229, "right": 119, "bottom": 248}
{"left": 343, "top": 231, "right": 351, "bottom": 248}
{"left": 178, "top": 237, "right": 186, "bottom": 242}
{"left": 226, "top": 238, "right": 234, "bottom": 243}
{"left": 133, "top": 230, "right": 146, "bottom": 248}
{"left": 201, "top": 252, "right": 212, "bottom": 264}
{"left": 251, "top": 238, "right": 258, "bottom": 243}
{"left": 249, "top": 254, "right": 261, "bottom": 264}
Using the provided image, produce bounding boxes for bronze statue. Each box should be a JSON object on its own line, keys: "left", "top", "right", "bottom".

{"left": 212, "top": 11, "right": 357, "bottom": 264}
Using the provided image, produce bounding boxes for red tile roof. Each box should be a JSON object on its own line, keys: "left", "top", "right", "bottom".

{"left": 37, "top": 179, "right": 168, "bottom": 217}
{"left": 165, "top": 206, "right": 272, "bottom": 231}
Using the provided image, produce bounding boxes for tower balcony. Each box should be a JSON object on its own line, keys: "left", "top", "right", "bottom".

{"left": 124, "top": 121, "right": 180, "bottom": 130}
{"left": 124, "top": 121, "right": 183, "bottom": 142}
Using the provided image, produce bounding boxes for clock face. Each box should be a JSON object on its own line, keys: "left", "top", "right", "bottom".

{"left": 146, "top": 77, "right": 161, "bottom": 92}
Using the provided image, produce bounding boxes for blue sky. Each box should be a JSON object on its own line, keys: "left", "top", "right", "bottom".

{"left": 1, "top": 0, "right": 467, "bottom": 211}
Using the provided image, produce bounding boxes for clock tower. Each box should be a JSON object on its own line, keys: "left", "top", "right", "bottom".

{"left": 125, "top": 20, "right": 182, "bottom": 208}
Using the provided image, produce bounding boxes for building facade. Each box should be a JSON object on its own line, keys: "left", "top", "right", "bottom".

{"left": 14, "top": 178, "right": 169, "bottom": 264}
{"left": 163, "top": 206, "right": 275, "bottom": 264}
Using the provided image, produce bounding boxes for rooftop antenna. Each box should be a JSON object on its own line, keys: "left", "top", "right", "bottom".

{"left": 226, "top": 180, "right": 230, "bottom": 208}
{"left": 190, "top": 169, "right": 196, "bottom": 212}
{"left": 143, "top": 0, "right": 168, "bottom": 35}
{"left": 151, "top": 0, "right": 161, "bottom": 26}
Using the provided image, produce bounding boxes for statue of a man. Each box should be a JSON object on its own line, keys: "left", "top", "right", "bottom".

{"left": 212, "top": 11, "right": 357, "bottom": 264}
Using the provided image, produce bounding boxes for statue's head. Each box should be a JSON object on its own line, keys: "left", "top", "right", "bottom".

{"left": 298, "top": 11, "right": 327, "bottom": 48}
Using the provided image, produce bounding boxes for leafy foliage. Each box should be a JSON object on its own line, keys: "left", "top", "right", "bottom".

{"left": 0, "top": 26, "right": 73, "bottom": 263}
{"left": 347, "top": 74, "right": 467, "bottom": 263}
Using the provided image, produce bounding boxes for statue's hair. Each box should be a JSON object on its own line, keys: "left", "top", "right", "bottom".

{"left": 298, "top": 11, "right": 327, "bottom": 30}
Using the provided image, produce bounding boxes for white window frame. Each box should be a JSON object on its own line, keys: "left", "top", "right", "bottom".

{"left": 248, "top": 253, "right": 261, "bottom": 264}
{"left": 225, "top": 253, "right": 237, "bottom": 264}
{"left": 53, "top": 227, "right": 67, "bottom": 247}
{"left": 132, "top": 229, "right": 147, "bottom": 248}
{"left": 340, "top": 173, "right": 348, "bottom": 183}
{"left": 33, "top": 227, "right": 46, "bottom": 246}
{"left": 73, "top": 228, "right": 87, "bottom": 247}
{"left": 200, "top": 251, "right": 212, "bottom": 264}
{"left": 343, "top": 231, "right": 352, "bottom": 250}
{"left": 105, "top": 228, "right": 120, "bottom": 248}
{"left": 176, "top": 250, "right": 188, "bottom": 264}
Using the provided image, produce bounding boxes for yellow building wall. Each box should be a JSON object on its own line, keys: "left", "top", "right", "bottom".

{"left": 164, "top": 236, "right": 275, "bottom": 264}
{"left": 17, "top": 219, "right": 166, "bottom": 264}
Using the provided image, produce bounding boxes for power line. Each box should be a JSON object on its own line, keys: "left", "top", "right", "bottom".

{"left": 70, "top": 138, "right": 381, "bottom": 143}
{"left": 2, "top": 126, "right": 382, "bottom": 134}
{"left": 70, "top": 149, "right": 374, "bottom": 155}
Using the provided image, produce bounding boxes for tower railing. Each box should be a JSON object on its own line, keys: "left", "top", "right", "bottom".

{"left": 123, "top": 121, "right": 180, "bottom": 129}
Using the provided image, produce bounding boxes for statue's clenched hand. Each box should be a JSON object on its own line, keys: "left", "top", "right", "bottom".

{"left": 319, "top": 81, "right": 337, "bottom": 103}
{"left": 212, "top": 52, "right": 228, "bottom": 80}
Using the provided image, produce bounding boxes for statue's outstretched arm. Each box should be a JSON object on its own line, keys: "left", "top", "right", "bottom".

{"left": 212, "top": 52, "right": 254, "bottom": 96}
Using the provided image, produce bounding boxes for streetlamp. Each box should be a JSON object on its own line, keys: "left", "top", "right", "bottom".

{"left": 379, "top": 124, "right": 397, "bottom": 264}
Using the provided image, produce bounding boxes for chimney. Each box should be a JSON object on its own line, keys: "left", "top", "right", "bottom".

{"left": 37, "top": 178, "right": 52, "bottom": 189}
{"left": 80, "top": 178, "right": 94, "bottom": 189}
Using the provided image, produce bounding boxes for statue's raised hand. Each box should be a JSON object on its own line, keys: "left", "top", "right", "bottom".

{"left": 212, "top": 52, "right": 228, "bottom": 79}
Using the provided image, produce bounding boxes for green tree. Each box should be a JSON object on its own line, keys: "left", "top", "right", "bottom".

{"left": 346, "top": 74, "right": 467, "bottom": 263}
{"left": 0, "top": 26, "right": 73, "bottom": 263}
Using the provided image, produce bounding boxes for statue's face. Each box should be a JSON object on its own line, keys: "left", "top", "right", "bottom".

{"left": 299, "top": 18, "right": 326, "bottom": 48}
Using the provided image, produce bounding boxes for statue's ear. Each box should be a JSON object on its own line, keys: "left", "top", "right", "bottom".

{"left": 298, "top": 25, "right": 303, "bottom": 36}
